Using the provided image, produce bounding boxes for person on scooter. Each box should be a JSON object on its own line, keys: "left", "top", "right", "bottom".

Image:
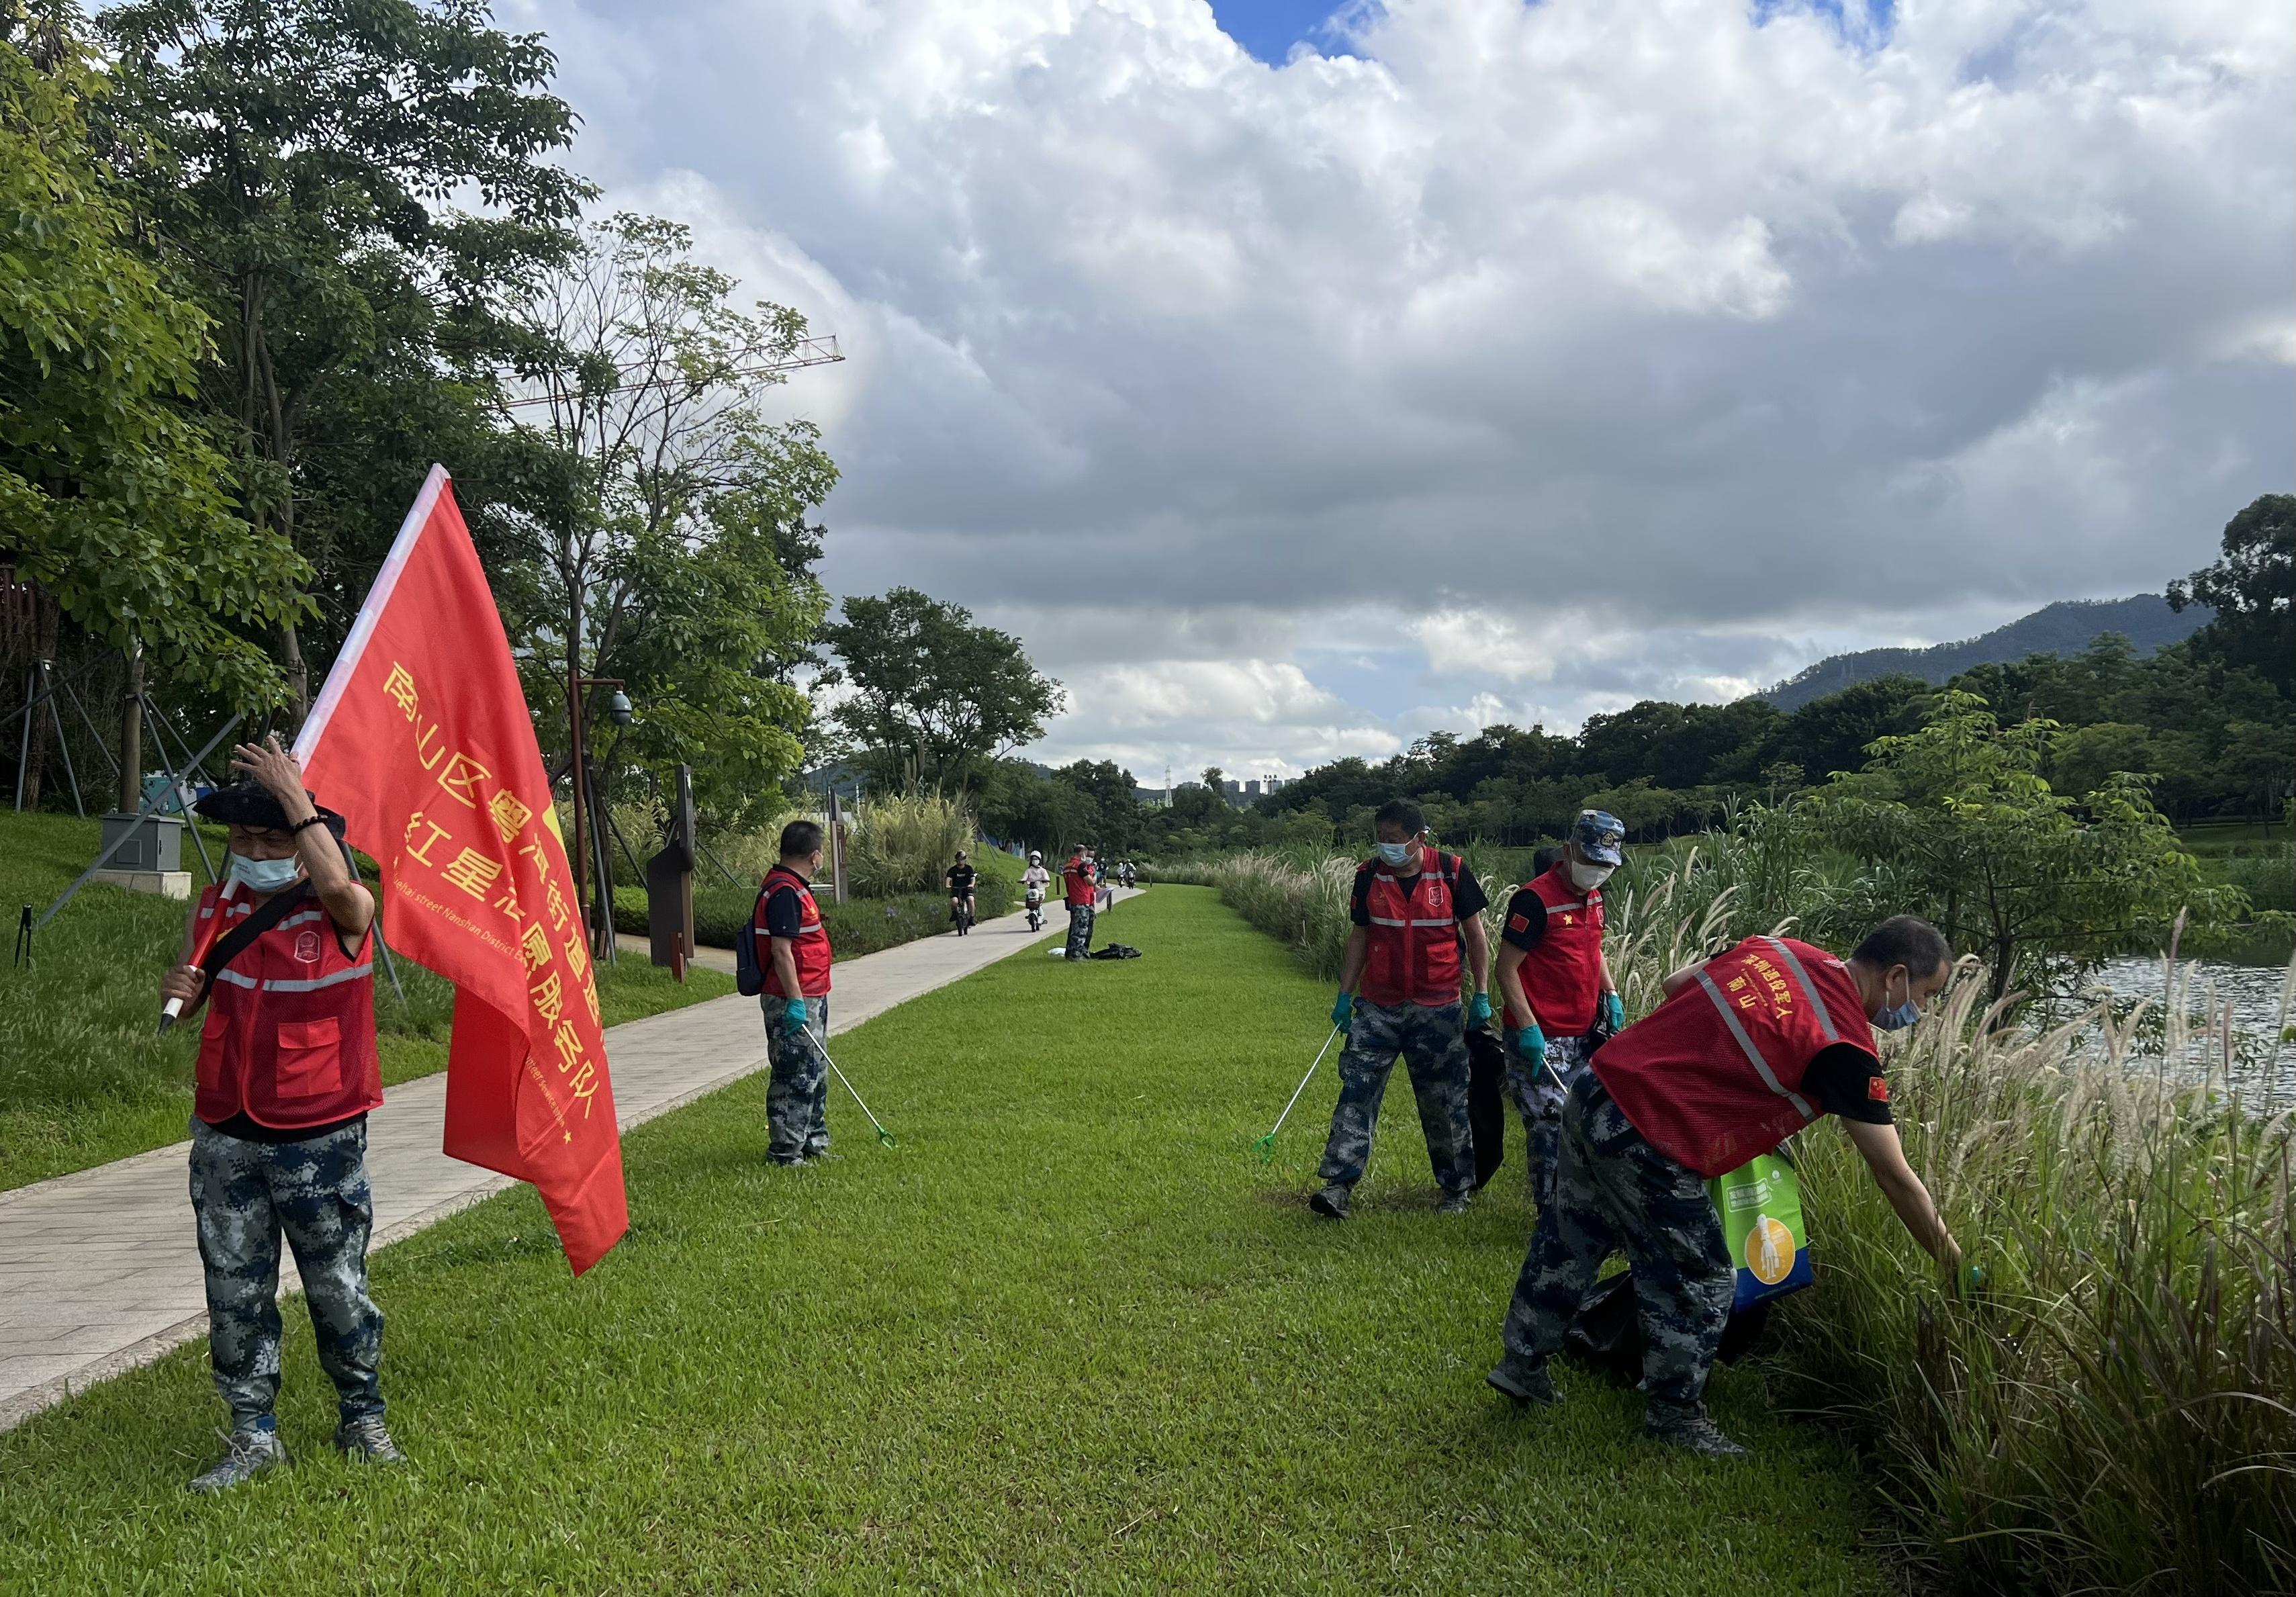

{"left": 946, "top": 850, "right": 978, "bottom": 934}
{"left": 1021, "top": 850, "right": 1052, "bottom": 931}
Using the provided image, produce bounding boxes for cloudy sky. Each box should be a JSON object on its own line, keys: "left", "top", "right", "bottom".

{"left": 509, "top": 0, "right": 2293, "bottom": 782}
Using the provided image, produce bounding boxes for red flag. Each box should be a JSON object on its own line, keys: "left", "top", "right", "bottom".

{"left": 294, "top": 465, "right": 627, "bottom": 1273}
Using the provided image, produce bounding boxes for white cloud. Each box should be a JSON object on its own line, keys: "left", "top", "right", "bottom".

{"left": 514, "top": 0, "right": 2293, "bottom": 776}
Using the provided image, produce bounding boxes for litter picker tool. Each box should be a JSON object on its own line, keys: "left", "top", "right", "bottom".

{"left": 804, "top": 1025, "right": 896, "bottom": 1146}
{"left": 1254, "top": 1024, "right": 1342, "bottom": 1162}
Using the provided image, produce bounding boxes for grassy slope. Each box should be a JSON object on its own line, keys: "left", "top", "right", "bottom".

{"left": 0, "top": 813, "right": 731, "bottom": 1191}
{"left": 0, "top": 887, "right": 1884, "bottom": 1595}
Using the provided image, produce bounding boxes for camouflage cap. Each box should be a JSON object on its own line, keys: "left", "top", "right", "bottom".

{"left": 1571, "top": 809, "right": 1625, "bottom": 866}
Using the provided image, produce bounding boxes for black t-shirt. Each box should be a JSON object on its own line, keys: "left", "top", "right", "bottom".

{"left": 1801, "top": 1043, "right": 1893, "bottom": 1126}
{"left": 946, "top": 864, "right": 976, "bottom": 893}
{"left": 762, "top": 878, "right": 809, "bottom": 938}
{"left": 1348, "top": 853, "right": 1489, "bottom": 925}
{"left": 1498, "top": 886, "right": 1548, "bottom": 952}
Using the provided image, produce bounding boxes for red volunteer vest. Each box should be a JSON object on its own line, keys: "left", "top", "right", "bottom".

{"left": 193, "top": 886, "right": 382, "bottom": 1131}
{"left": 1515, "top": 863, "right": 1605, "bottom": 1035}
{"left": 1358, "top": 850, "right": 1465, "bottom": 1007}
{"left": 755, "top": 866, "right": 833, "bottom": 997}
{"left": 1592, "top": 935, "right": 1876, "bottom": 1178}
{"left": 1063, "top": 860, "right": 1095, "bottom": 904}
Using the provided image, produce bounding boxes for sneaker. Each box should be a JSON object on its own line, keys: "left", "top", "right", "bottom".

{"left": 189, "top": 1425, "right": 287, "bottom": 1493}
{"left": 1307, "top": 1183, "right": 1352, "bottom": 1220}
{"left": 769, "top": 1154, "right": 811, "bottom": 1169}
{"left": 333, "top": 1413, "right": 408, "bottom": 1466}
{"left": 1485, "top": 1357, "right": 1560, "bottom": 1406}
{"left": 1436, "top": 1189, "right": 1473, "bottom": 1215}
{"left": 804, "top": 1148, "right": 841, "bottom": 1162}
{"left": 1643, "top": 1409, "right": 1749, "bottom": 1457}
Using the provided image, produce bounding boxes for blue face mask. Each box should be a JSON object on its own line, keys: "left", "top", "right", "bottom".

{"left": 228, "top": 851, "right": 303, "bottom": 894}
{"left": 1376, "top": 841, "right": 1414, "bottom": 868}
{"left": 1874, "top": 971, "right": 1920, "bottom": 1032}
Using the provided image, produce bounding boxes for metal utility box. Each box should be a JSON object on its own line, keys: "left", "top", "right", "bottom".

{"left": 99, "top": 811, "right": 184, "bottom": 872}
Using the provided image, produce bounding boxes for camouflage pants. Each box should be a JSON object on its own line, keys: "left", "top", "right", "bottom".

{"left": 189, "top": 1117, "right": 384, "bottom": 1428}
{"left": 1504, "top": 1031, "right": 1595, "bottom": 1212}
{"left": 1318, "top": 999, "right": 1475, "bottom": 1195}
{"left": 764, "top": 994, "right": 831, "bottom": 1163}
{"left": 1064, "top": 903, "right": 1096, "bottom": 960}
{"left": 1498, "top": 1072, "right": 1734, "bottom": 1421}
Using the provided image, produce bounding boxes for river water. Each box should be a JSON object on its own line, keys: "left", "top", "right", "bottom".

{"left": 2079, "top": 953, "right": 2296, "bottom": 1106}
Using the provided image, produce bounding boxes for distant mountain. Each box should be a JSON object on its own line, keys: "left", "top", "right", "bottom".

{"left": 1759, "top": 594, "right": 2211, "bottom": 712}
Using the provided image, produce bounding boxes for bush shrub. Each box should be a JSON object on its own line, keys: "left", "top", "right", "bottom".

{"left": 615, "top": 870, "right": 1015, "bottom": 960}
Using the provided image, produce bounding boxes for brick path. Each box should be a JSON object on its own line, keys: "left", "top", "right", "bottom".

{"left": 0, "top": 890, "right": 1134, "bottom": 1430}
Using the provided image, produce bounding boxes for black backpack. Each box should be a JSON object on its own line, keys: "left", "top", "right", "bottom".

{"left": 733, "top": 878, "right": 772, "bottom": 997}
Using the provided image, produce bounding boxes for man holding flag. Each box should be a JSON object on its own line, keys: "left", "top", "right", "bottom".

{"left": 158, "top": 741, "right": 404, "bottom": 1492}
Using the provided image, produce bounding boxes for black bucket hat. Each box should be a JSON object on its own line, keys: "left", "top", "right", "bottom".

{"left": 193, "top": 780, "right": 348, "bottom": 839}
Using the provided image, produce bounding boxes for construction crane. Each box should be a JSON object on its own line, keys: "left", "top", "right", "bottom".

{"left": 498, "top": 334, "right": 845, "bottom": 410}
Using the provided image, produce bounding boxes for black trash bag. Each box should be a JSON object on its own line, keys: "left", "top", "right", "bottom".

{"left": 1085, "top": 942, "right": 1142, "bottom": 960}
{"left": 1465, "top": 1025, "right": 1508, "bottom": 1191}
{"left": 1563, "top": 1269, "right": 1774, "bottom": 1384}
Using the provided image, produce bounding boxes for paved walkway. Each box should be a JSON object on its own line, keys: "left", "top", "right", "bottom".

{"left": 0, "top": 891, "right": 1136, "bottom": 1431}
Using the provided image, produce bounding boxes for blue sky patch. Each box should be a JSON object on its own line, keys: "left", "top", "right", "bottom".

{"left": 1209, "top": 1, "right": 1359, "bottom": 65}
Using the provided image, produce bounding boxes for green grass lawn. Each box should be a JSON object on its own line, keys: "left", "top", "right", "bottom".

{"left": 0, "top": 886, "right": 1887, "bottom": 1594}
{"left": 0, "top": 812, "right": 731, "bottom": 1191}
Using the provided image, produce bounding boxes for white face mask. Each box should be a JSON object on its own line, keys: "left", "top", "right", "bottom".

{"left": 1568, "top": 860, "right": 1614, "bottom": 891}
{"left": 228, "top": 851, "right": 302, "bottom": 894}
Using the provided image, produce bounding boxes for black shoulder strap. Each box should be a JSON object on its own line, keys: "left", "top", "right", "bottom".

{"left": 197, "top": 882, "right": 318, "bottom": 1001}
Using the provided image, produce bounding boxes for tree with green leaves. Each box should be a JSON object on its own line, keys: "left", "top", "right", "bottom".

{"left": 820, "top": 588, "right": 1063, "bottom": 794}
{"left": 495, "top": 213, "right": 837, "bottom": 827}
{"left": 1807, "top": 690, "right": 2236, "bottom": 999}
{"left": 2170, "top": 493, "right": 2294, "bottom": 695}
{"left": 1, "top": 5, "right": 305, "bottom": 706}
{"left": 98, "top": 0, "right": 592, "bottom": 709}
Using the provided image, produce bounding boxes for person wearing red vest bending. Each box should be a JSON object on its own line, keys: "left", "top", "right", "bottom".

{"left": 1310, "top": 798, "right": 1491, "bottom": 1220}
{"left": 755, "top": 819, "right": 834, "bottom": 1166}
{"left": 156, "top": 738, "right": 403, "bottom": 1493}
{"left": 1496, "top": 810, "right": 1626, "bottom": 1211}
{"left": 1486, "top": 917, "right": 1964, "bottom": 1457}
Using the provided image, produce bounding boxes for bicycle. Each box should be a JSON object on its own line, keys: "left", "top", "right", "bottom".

{"left": 951, "top": 893, "right": 976, "bottom": 936}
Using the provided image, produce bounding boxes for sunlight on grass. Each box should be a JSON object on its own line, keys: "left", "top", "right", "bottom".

{"left": 0, "top": 888, "right": 1884, "bottom": 1594}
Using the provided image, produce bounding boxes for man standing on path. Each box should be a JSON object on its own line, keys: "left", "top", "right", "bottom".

{"left": 1062, "top": 844, "right": 1099, "bottom": 960}
{"left": 1496, "top": 811, "right": 1627, "bottom": 1210}
{"left": 1487, "top": 917, "right": 1965, "bottom": 1457}
{"left": 156, "top": 737, "right": 405, "bottom": 1492}
{"left": 1312, "top": 799, "right": 1490, "bottom": 1218}
{"left": 754, "top": 820, "right": 834, "bottom": 1166}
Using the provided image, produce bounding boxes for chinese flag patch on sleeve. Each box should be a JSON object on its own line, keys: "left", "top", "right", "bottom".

{"left": 1867, "top": 1076, "right": 1891, "bottom": 1102}
{"left": 1507, "top": 913, "right": 1530, "bottom": 933}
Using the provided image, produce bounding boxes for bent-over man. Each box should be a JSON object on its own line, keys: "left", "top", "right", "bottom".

{"left": 1487, "top": 916, "right": 1964, "bottom": 1457}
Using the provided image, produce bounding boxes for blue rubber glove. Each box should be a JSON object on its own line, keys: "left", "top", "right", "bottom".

{"left": 1515, "top": 1021, "right": 1548, "bottom": 1075}
{"left": 1467, "top": 991, "right": 1493, "bottom": 1029}
{"left": 779, "top": 996, "right": 813, "bottom": 1038}
{"left": 1331, "top": 991, "right": 1354, "bottom": 1031}
{"left": 1602, "top": 991, "right": 1626, "bottom": 1034}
